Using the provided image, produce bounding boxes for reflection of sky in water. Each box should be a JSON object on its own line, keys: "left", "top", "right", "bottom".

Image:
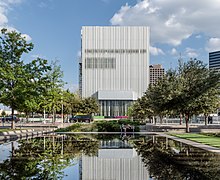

{"left": 0, "top": 141, "right": 19, "bottom": 163}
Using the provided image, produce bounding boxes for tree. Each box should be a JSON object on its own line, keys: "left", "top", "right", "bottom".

{"left": 163, "top": 59, "right": 220, "bottom": 132}
{"left": 62, "top": 90, "right": 81, "bottom": 117}
{"left": 43, "top": 60, "right": 64, "bottom": 122}
{"left": 144, "top": 70, "right": 179, "bottom": 124}
{"left": 133, "top": 59, "right": 220, "bottom": 132}
{"left": 16, "top": 58, "right": 51, "bottom": 120}
{"left": 0, "top": 28, "right": 34, "bottom": 129}
{"left": 189, "top": 87, "right": 220, "bottom": 126}
{"left": 129, "top": 97, "right": 154, "bottom": 121}
{"left": 1, "top": 110, "right": 6, "bottom": 117}
{"left": 79, "top": 97, "right": 99, "bottom": 115}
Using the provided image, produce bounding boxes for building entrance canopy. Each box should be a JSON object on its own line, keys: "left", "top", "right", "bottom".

{"left": 94, "top": 90, "right": 138, "bottom": 101}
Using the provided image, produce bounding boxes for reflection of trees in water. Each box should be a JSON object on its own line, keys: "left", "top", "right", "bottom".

{"left": 0, "top": 135, "right": 99, "bottom": 180}
{"left": 3, "top": 134, "right": 220, "bottom": 179}
{"left": 134, "top": 136, "right": 220, "bottom": 180}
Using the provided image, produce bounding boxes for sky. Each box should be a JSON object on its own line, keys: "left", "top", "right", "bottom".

{"left": 1, "top": 0, "right": 220, "bottom": 92}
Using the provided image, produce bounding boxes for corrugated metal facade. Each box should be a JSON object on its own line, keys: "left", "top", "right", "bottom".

{"left": 80, "top": 26, "right": 150, "bottom": 116}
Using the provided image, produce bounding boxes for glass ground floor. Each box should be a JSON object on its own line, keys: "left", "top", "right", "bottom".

{"left": 99, "top": 100, "right": 133, "bottom": 117}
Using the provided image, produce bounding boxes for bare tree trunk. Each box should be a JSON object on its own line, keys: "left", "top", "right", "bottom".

{"left": 185, "top": 113, "right": 190, "bottom": 133}
{"left": 52, "top": 108, "right": 55, "bottom": 123}
{"left": 179, "top": 113, "right": 182, "bottom": 125}
{"left": 11, "top": 108, "right": 15, "bottom": 129}
{"left": 204, "top": 114, "right": 208, "bottom": 126}
{"left": 159, "top": 115, "right": 163, "bottom": 124}
{"left": 153, "top": 116, "right": 157, "bottom": 125}
{"left": 25, "top": 112, "right": 29, "bottom": 122}
{"left": 52, "top": 108, "right": 56, "bottom": 123}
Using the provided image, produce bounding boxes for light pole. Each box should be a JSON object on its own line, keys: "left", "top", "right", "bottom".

{"left": 61, "top": 91, "right": 64, "bottom": 124}
{"left": 61, "top": 102, "right": 64, "bottom": 123}
{"left": 43, "top": 108, "right": 46, "bottom": 124}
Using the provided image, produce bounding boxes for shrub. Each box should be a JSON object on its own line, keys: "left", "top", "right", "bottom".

{"left": 55, "top": 120, "right": 141, "bottom": 132}
{"left": 95, "top": 121, "right": 120, "bottom": 132}
{"left": 118, "top": 119, "right": 140, "bottom": 131}
{"left": 118, "top": 119, "right": 140, "bottom": 126}
{"left": 94, "top": 120, "right": 140, "bottom": 132}
{"left": 55, "top": 123, "right": 82, "bottom": 132}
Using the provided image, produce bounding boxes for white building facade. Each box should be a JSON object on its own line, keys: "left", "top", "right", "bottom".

{"left": 80, "top": 26, "right": 150, "bottom": 116}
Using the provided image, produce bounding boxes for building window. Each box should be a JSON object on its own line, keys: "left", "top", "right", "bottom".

{"left": 85, "top": 57, "right": 116, "bottom": 69}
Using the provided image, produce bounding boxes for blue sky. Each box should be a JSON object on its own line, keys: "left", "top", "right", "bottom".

{"left": 1, "top": 0, "right": 220, "bottom": 91}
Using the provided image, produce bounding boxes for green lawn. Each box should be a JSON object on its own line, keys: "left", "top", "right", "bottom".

{"left": 171, "top": 133, "right": 220, "bottom": 148}
{"left": 0, "top": 128, "right": 11, "bottom": 132}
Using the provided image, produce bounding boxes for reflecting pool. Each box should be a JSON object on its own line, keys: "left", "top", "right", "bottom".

{"left": 0, "top": 134, "right": 220, "bottom": 180}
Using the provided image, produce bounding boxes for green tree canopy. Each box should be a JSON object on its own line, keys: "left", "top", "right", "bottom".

{"left": 131, "top": 59, "right": 220, "bottom": 132}
{"left": 0, "top": 28, "right": 34, "bottom": 128}
{"left": 43, "top": 60, "right": 65, "bottom": 122}
{"left": 0, "top": 29, "right": 52, "bottom": 127}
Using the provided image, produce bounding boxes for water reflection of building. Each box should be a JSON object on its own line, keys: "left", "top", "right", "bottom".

{"left": 80, "top": 139, "right": 149, "bottom": 180}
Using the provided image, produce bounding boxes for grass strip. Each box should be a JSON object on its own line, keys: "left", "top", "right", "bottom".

{"left": 0, "top": 128, "right": 11, "bottom": 132}
{"left": 171, "top": 133, "right": 220, "bottom": 148}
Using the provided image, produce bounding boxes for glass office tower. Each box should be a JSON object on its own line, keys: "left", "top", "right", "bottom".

{"left": 209, "top": 51, "right": 220, "bottom": 70}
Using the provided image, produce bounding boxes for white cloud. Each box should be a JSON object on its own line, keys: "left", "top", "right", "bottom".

{"left": 21, "top": 34, "right": 32, "bottom": 41}
{"left": 185, "top": 47, "right": 199, "bottom": 58}
{"left": 77, "top": 50, "right": 81, "bottom": 57}
{"left": 38, "top": 1, "right": 54, "bottom": 8}
{"left": 110, "top": 0, "right": 220, "bottom": 46}
{"left": 195, "top": 35, "right": 201, "bottom": 39}
{"left": 149, "top": 46, "right": 165, "bottom": 56}
{"left": 101, "top": 0, "right": 110, "bottom": 3}
{"left": 206, "top": 38, "right": 220, "bottom": 52}
{"left": 31, "top": 54, "right": 47, "bottom": 59}
{"left": 64, "top": 83, "right": 79, "bottom": 93}
{"left": 0, "top": 1, "right": 20, "bottom": 27}
{"left": 38, "top": 2, "right": 47, "bottom": 8}
{"left": 0, "top": 13, "right": 8, "bottom": 25}
{"left": 4, "top": 0, "right": 23, "bottom": 4}
{"left": 170, "top": 48, "right": 178, "bottom": 56}
{"left": 0, "top": 0, "right": 32, "bottom": 41}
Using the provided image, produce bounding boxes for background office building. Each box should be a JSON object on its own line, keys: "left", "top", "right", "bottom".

{"left": 80, "top": 26, "right": 150, "bottom": 116}
{"left": 209, "top": 51, "right": 220, "bottom": 70}
{"left": 149, "top": 64, "right": 165, "bottom": 85}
